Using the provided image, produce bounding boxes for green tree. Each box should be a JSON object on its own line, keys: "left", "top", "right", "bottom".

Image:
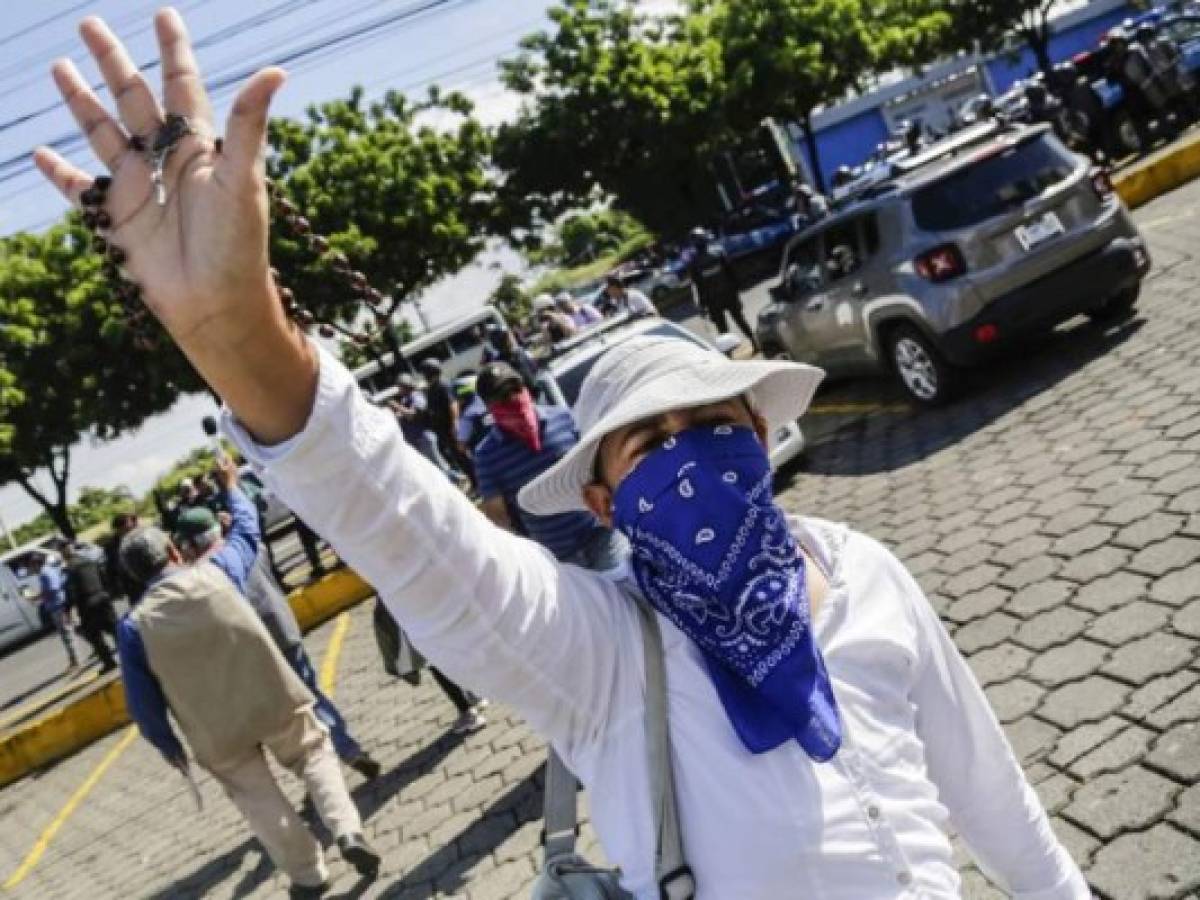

{"left": 494, "top": 0, "right": 734, "bottom": 237}
{"left": 489, "top": 273, "right": 531, "bottom": 325}
{"left": 703, "top": 0, "right": 950, "bottom": 190}
{"left": 0, "top": 220, "right": 200, "bottom": 538}
{"left": 267, "top": 87, "right": 497, "bottom": 376}
{"left": 533, "top": 209, "right": 649, "bottom": 267}
{"left": 338, "top": 319, "right": 415, "bottom": 372}
{"left": 937, "top": 0, "right": 1059, "bottom": 77}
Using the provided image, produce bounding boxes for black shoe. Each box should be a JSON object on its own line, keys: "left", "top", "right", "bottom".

{"left": 289, "top": 882, "right": 328, "bottom": 899}
{"left": 348, "top": 753, "right": 381, "bottom": 780}
{"left": 337, "top": 833, "right": 381, "bottom": 877}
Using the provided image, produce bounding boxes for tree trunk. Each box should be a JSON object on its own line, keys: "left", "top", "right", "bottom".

{"left": 13, "top": 470, "right": 76, "bottom": 540}
{"left": 1024, "top": 23, "right": 1054, "bottom": 79}
{"left": 379, "top": 304, "right": 406, "bottom": 382}
{"left": 800, "top": 113, "right": 826, "bottom": 194}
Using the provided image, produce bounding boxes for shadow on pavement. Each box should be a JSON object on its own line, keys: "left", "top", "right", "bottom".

{"left": 366, "top": 768, "right": 544, "bottom": 900}
{"left": 142, "top": 728, "right": 468, "bottom": 900}
{"left": 780, "top": 314, "right": 1145, "bottom": 483}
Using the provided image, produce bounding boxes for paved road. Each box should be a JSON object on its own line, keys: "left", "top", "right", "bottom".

{"left": 2, "top": 180, "right": 1199, "bottom": 899}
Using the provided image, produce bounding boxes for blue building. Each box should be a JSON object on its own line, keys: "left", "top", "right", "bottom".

{"left": 790, "top": 0, "right": 1141, "bottom": 185}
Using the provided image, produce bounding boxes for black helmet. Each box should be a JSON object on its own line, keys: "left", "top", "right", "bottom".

{"left": 418, "top": 357, "right": 443, "bottom": 378}
{"left": 831, "top": 165, "right": 854, "bottom": 187}
{"left": 688, "top": 227, "right": 710, "bottom": 245}
{"left": 1136, "top": 22, "right": 1157, "bottom": 42}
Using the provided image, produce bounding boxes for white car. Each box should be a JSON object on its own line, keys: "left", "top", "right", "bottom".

{"left": 535, "top": 316, "right": 806, "bottom": 471}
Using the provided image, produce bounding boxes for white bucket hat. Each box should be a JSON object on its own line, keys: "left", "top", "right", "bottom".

{"left": 532, "top": 293, "right": 556, "bottom": 313}
{"left": 518, "top": 336, "right": 824, "bottom": 516}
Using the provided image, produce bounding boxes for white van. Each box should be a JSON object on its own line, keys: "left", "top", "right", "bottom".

{"left": 352, "top": 307, "right": 512, "bottom": 398}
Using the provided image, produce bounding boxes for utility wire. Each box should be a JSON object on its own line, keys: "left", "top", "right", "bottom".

{"left": 0, "top": 0, "right": 524, "bottom": 224}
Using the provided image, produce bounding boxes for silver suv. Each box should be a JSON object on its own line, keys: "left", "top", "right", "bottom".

{"left": 756, "top": 122, "right": 1151, "bottom": 404}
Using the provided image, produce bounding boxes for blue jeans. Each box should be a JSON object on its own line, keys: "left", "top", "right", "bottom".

{"left": 282, "top": 644, "right": 363, "bottom": 762}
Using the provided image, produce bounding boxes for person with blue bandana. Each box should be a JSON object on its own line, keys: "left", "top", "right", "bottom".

{"left": 37, "top": 12, "right": 1089, "bottom": 896}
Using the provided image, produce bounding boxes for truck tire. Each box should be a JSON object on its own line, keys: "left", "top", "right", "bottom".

{"left": 885, "top": 324, "right": 956, "bottom": 406}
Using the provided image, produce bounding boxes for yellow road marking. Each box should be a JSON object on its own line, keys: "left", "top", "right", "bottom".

{"left": 319, "top": 612, "right": 352, "bottom": 698}
{"left": 0, "top": 671, "right": 101, "bottom": 733}
{"left": 3, "top": 726, "right": 137, "bottom": 889}
{"left": 808, "top": 402, "right": 910, "bottom": 416}
{"left": 3, "top": 611, "right": 355, "bottom": 889}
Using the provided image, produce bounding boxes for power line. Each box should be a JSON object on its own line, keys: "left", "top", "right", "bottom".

{"left": 0, "top": 0, "right": 96, "bottom": 54}
{"left": 0, "top": 0, "right": 214, "bottom": 105}
{"left": 0, "top": 0, "right": 529, "bottom": 224}
{"left": 0, "top": 0, "right": 480, "bottom": 176}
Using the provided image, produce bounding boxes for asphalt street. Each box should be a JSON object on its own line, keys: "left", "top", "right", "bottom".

{"left": 0, "top": 179, "right": 1198, "bottom": 899}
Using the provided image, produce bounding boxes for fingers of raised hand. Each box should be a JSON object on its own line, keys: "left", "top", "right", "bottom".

{"left": 223, "top": 67, "right": 287, "bottom": 176}
{"left": 33, "top": 147, "right": 94, "bottom": 206}
{"left": 52, "top": 59, "right": 131, "bottom": 173}
{"left": 80, "top": 16, "right": 163, "bottom": 138}
{"left": 156, "top": 8, "right": 212, "bottom": 126}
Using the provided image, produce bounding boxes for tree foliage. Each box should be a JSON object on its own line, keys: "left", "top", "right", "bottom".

{"left": 494, "top": 0, "right": 734, "bottom": 237}
{"left": 495, "top": 0, "right": 950, "bottom": 227}
{"left": 936, "top": 0, "right": 1059, "bottom": 76}
{"left": 703, "top": 0, "right": 950, "bottom": 188}
{"left": 489, "top": 273, "right": 532, "bottom": 325}
{"left": 267, "top": 87, "right": 497, "bottom": 372}
{"left": 532, "top": 209, "right": 649, "bottom": 267}
{"left": 0, "top": 220, "right": 200, "bottom": 537}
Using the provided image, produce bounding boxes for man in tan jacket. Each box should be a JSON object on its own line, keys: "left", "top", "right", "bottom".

{"left": 116, "top": 525, "right": 379, "bottom": 897}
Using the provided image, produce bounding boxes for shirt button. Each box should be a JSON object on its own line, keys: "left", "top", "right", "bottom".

{"left": 897, "top": 871, "right": 913, "bottom": 887}
{"left": 866, "top": 804, "right": 881, "bottom": 820}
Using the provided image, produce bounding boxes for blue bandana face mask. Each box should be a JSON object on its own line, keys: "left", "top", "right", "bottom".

{"left": 612, "top": 424, "right": 841, "bottom": 761}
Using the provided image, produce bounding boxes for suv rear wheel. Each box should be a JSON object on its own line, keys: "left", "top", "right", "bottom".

{"left": 886, "top": 324, "right": 955, "bottom": 406}
{"left": 1089, "top": 285, "right": 1139, "bottom": 322}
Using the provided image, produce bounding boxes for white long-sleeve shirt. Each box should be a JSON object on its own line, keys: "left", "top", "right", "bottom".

{"left": 225, "top": 346, "right": 1090, "bottom": 900}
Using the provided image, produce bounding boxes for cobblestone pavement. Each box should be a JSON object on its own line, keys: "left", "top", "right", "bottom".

{"left": 2, "top": 182, "right": 1199, "bottom": 899}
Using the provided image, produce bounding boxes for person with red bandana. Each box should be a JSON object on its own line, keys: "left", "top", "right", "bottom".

{"left": 473, "top": 362, "right": 625, "bottom": 571}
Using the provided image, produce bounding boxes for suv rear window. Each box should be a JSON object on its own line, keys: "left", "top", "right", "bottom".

{"left": 911, "top": 134, "right": 1077, "bottom": 232}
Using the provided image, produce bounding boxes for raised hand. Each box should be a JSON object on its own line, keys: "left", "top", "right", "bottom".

{"left": 34, "top": 8, "right": 318, "bottom": 445}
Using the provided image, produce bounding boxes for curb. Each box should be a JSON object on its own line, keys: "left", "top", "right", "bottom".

{"left": 0, "top": 569, "right": 374, "bottom": 789}
{"left": 1114, "top": 130, "right": 1200, "bottom": 209}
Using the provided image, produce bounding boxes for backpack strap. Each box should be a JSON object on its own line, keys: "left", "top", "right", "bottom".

{"left": 542, "top": 748, "right": 579, "bottom": 861}
{"left": 634, "top": 602, "right": 695, "bottom": 900}
{"left": 539, "top": 601, "right": 695, "bottom": 898}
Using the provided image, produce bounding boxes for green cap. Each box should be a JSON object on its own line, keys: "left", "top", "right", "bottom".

{"left": 175, "top": 505, "right": 219, "bottom": 541}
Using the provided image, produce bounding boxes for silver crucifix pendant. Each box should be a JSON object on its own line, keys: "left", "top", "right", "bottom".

{"left": 149, "top": 114, "right": 194, "bottom": 206}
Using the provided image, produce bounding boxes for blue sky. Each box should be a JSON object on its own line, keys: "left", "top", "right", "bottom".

{"left": 0, "top": 0, "right": 554, "bottom": 531}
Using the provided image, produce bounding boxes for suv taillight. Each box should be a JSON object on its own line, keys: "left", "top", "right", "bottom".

{"left": 1091, "top": 168, "right": 1115, "bottom": 200}
{"left": 914, "top": 244, "right": 966, "bottom": 283}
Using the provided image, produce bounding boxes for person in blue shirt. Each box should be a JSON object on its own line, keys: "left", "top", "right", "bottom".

{"left": 173, "top": 459, "right": 381, "bottom": 781}
{"left": 33, "top": 554, "right": 80, "bottom": 673}
{"left": 473, "top": 362, "right": 625, "bottom": 571}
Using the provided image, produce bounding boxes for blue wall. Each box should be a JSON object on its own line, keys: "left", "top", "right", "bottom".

{"left": 985, "top": 5, "right": 1134, "bottom": 92}
{"left": 805, "top": 2, "right": 1139, "bottom": 180}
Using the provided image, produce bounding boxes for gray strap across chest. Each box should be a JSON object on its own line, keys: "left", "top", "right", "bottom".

{"left": 542, "top": 602, "right": 694, "bottom": 899}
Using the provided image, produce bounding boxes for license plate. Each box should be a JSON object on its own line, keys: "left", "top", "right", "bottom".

{"left": 1015, "top": 212, "right": 1064, "bottom": 250}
